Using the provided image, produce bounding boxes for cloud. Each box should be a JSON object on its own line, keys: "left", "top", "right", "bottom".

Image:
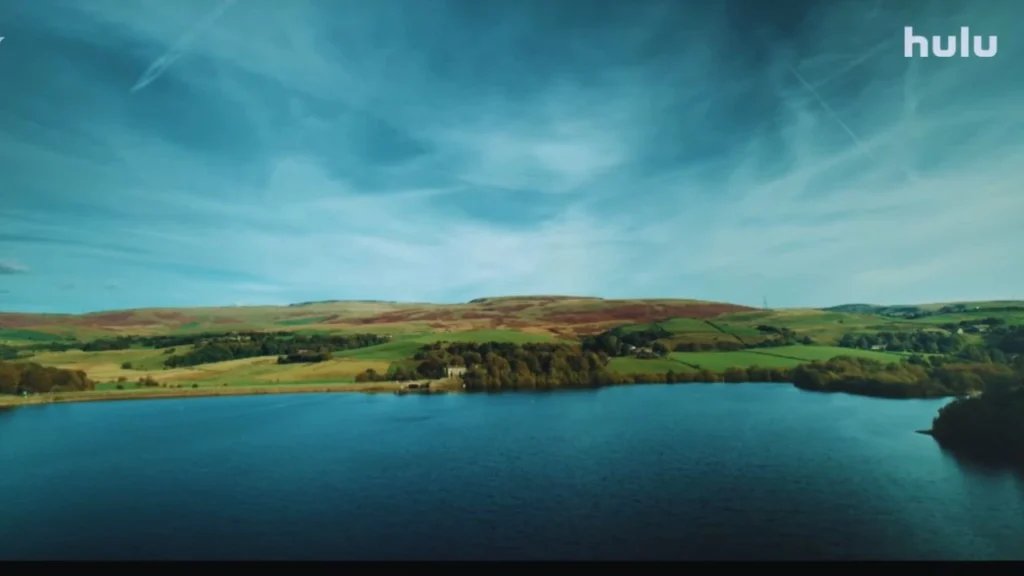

{"left": 0, "top": 260, "right": 29, "bottom": 275}
{"left": 0, "top": 0, "right": 1021, "bottom": 312}
{"left": 130, "top": 0, "right": 238, "bottom": 93}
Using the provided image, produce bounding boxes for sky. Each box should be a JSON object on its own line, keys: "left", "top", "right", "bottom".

{"left": 0, "top": 0, "right": 1021, "bottom": 313}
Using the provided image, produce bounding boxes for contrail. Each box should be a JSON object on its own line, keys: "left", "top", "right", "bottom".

{"left": 131, "top": 0, "right": 237, "bottom": 93}
{"left": 813, "top": 41, "right": 893, "bottom": 90}
{"left": 788, "top": 64, "right": 872, "bottom": 155}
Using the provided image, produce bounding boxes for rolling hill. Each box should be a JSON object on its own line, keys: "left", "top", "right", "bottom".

{"left": 2, "top": 296, "right": 1021, "bottom": 398}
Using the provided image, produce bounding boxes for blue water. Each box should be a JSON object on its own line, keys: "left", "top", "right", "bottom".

{"left": 1, "top": 383, "right": 1023, "bottom": 560}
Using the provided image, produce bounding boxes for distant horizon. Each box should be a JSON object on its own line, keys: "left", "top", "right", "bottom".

{"left": 1, "top": 294, "right": 1021, "bottom": 317}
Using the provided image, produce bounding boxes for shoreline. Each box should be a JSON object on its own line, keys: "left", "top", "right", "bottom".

{"left": 0, "top": 378, "right": 967, "bottom": 408}
{"left": 0, "top": 379, "right": 463, "bottom": 407}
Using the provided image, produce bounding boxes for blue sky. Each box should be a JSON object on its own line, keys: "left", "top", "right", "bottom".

{"left": 0, "top": 0, "right": 1021, "bottom": 313}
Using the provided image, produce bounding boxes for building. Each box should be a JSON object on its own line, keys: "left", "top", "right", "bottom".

{"left": 445, "top": 366, "right": 467, "bottom": 379}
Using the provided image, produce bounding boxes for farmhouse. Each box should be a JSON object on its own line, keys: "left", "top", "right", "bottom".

{"left": 445, "top": 365, "right": 467, "bottom": 379}
{"left": 869, "top": 344, "right": 887, "bottom": 351}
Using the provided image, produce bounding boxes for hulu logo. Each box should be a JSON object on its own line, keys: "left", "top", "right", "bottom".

{"left": 904, "top": 26, "right": 998, "bottom": 58}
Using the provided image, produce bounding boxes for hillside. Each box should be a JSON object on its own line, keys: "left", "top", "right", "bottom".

{"left": 0, "top": 296, "right": 755, "bottom": 341}
{"left": 1, "top": 296, "right": 1021, "bottom": 401}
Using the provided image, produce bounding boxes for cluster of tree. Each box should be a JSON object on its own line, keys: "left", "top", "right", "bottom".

{"left": 623, "top": 366, "right": 795, "bottom": 385}
{"left": 277, "top": 350, "right": 333, "bottom": 364}
{"left": 937, "top": 317, "right": 1009, "bottom": 335}
{"left": 18, "top": 341, "right": 76, "bottom": 353}
{"left": 0, "top": 345, "right": 21, "bottom": 360}
{"left": 837, "top": 325, "right": 1023, "bottom": 364}
{"left": 356, "top": 341, "right": 800, "bottom": 391}
{"left": 355, "top": 365, "right": 429, "bottom": 382}
{"left": 580, "top": 325, "right": 671, "bottom": 357}
{"left": 164, "top": 332, "right": 387, "bottom": 368}
{"left": 791, "top": 356, "right": 1019, "bottom": 399}
{"left": 79, "top": 332, "right": 260, "bottom": 352}
{"left": 837, "top": 330, "right": 965, "bottom": 354}
{"left": 359, "top": 341, "right": 617, "bottom": 389}
{"left": 751, "top": 325, "right": 814, "bottom": 347}
{"left": 983, "top": 325, "right": 1024, "bottom": 355}
{"left": 439, "top": 342, "right": 618, "bottom": 390}
{"left": 929, "top": 377, "right": 1024, "bottom": 467}
{"left": 0, "top": 360, "right": 94, "bottom": 395}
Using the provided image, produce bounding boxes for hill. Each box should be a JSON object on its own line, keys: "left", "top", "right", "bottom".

{"left": 0, "top": 296, "right": 755, "bottom": 341}
{"left": 1, "top": 296, "right": 1021, "bottom": 402}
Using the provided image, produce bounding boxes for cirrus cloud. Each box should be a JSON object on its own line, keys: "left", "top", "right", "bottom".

{"left": 0, "top": 0, "right": 1020, "bottom": 313}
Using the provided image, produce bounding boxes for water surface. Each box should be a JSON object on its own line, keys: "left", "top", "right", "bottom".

{"left": 1, "top": 384, "right": 1022, "bottom": 560}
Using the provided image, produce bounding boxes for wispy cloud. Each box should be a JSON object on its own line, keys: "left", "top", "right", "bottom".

{"left": 0, "top": 261, "right": 29, "bottom": 275}
{"left": 0, "top": 0, "right": 1020, "bottom": 312}
{"left": 130, "top": 0, "right": 238, "bottom": 93}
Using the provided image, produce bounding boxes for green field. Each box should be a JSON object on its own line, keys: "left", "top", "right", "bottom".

{"left": 0, "top": 329, "right": 67, "bottom": 342}
{"left": 743, "top": 345, "right": 904, "bottom": 363}
{"left": 608, "top": 345, "right": 908, "bottom": 374}
{"left": 619, "top": 317, "right": 713, "bottom": 333}
{"left": 670, "top": 351, "right": 802, "bottom": 370}
{"left": 608, "top": 357, "right": 694, "bottom": 373}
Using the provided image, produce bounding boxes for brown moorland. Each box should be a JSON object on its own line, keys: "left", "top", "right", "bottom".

{"left": 0, "top": 296, "right": 758, "bottom": 339}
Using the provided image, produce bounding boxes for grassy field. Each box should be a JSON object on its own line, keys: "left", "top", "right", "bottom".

{"left": 18, "top": 329, "right": 559, "bottom": 389}
{"left": 751, "top": 345, "right": 905, "bottom": 362}
{"left": 608, "top": 357, "right": 695, "bottom": 373}
{"left": 609, "top": 344, "right": 910, "bottom": 374}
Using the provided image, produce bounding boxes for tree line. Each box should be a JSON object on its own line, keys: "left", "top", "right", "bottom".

{"left": 929, "top": 378, "right": 1024, "bottom": 467}
{"left": 837, "top": 326, "right": 1023, "bottom": 365}
{"left": 352, "top": 339, "right": 1022, "bottom": 401}
{"left": 791, "top": 356, "right": 1019, "bottom": 399}
{"left": 580, "top": 325, "right": 672, "bottom": 357}
{"left": 0, "top": 360, "right": 94, "bottom": 395}
{"left": 6, "top": 330, "right": 391, "bottom": 355}
{"left": 837, "top": 330, "right": 966, "bottom": 354}
{"left": 983, "top": 325, "right": 1024, "bottom": 355}
{"left": 164, "top": 332, "right": 387, "bottom": 368}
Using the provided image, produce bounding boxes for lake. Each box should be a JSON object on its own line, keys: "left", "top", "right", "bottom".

{"left": 1, "top": 383, "right": 1023, "bottom": 560}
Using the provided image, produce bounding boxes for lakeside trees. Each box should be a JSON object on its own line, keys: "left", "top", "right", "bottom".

{"left": 791, "top": 356, "right": 1017, "bottom": 398}
{"left": 929, "top": 376, "right": 1024, "bottom": 467}
{"left": 354, "top": 342, "right": 1009, "bottom": 400}
{"left": 0, "top": 360, "right": 94, "bottom": 394}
